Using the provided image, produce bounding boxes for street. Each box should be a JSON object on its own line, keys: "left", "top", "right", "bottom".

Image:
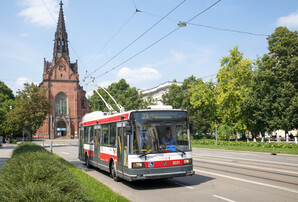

{"left": 39, "top": 140, "right": 298, "bottom": 202}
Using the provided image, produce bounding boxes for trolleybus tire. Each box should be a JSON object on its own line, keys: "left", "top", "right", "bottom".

{"left": 111, "top": 161, "right": 120, "bottom": 182}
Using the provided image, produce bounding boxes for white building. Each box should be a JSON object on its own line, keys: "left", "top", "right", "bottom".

{"left": 139, "top": 81, "right": 182, "bottom": 105}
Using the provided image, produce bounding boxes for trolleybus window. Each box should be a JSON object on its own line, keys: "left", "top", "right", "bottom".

{"left": 130, "top": 111, "right": 190, "bottom": 155}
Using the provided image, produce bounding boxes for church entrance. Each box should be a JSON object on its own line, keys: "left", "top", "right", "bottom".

{"left": 56, "top": 120, "right": 67, "bottom": 137}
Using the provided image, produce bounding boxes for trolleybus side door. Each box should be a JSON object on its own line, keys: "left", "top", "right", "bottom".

{"left": 94, "top": 125, "right": 101, "bottom": 163}
{"left": 117, "top": 122, "right": 125, "bottom": 178}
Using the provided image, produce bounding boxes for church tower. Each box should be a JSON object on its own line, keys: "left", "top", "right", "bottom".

{"left": 36, "top": 1, "right": 89, "bottom": 139}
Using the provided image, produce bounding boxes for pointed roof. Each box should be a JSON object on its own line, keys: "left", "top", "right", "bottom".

{"left": 57, "top": 1, "right": 66, "bottom": 34}
{"left": 52, "top": 0, "right": 70, "bottom": 66}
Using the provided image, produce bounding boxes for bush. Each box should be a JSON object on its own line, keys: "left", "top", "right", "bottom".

{"left": 12, "top": 142, "right": 48, "bottom": 157}
{"left": 0, "top": 144, "right": 90, "bottom": 201}
{"left": 193, "top": 139, "right": 298, "bottom": 149}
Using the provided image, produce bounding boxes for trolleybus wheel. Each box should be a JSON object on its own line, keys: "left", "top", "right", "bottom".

{"left": 85, "top": 153, "right": 91, "bottom": 168}
{"left": 111, "top": 161, "right": 120, "bottom": 182}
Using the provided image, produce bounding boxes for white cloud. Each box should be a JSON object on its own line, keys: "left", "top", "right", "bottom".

{"left": 171, "top": 50, "right": 187, "bottom": 62}
{"left": 18, "top": 0, "right": 59, "bottom": 28}
{"left": 12, "top": 77, "right": 38, "bottom": 94}
{"left": 117, "top": 66, "right": 161, "bottom": 84}
{"left": 277, "top": 10, "right": 298, "bottom": 28}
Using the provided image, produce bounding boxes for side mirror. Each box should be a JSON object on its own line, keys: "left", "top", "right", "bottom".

{"left": 125, "top": 122, "right": 132, "bottom": 134}
{"left": 189, "top": 122, "right": 194, "bottom": 134}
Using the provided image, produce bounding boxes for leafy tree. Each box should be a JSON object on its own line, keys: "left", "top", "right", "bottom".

{"left": 188, "top": 79, "right": 217, "bottom": 134}
{"left": 89, "top": 79, "right": 143, "bottom": 112}
{"left": 161, "top": 75, "right": 196, "bottom": 109}
{"left": 0, "top": 81, "right": 15, "bottom": 136}
{"left": 216, "top": 46, "right": 253, "bottom": 135}
{"left": 6, "top": 83, "right": 50, "bottom": 139}
{"left": 266, "top": 27, "right": 298, "bottom": 133}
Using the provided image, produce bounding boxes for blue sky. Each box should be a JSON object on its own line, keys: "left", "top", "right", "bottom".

{"left": 0, "top": 0, "right": 297, "bottom": 96}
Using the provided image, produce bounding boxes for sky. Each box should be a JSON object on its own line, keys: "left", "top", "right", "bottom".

{"left": 0, "top": 0, "right": 297, "bottom": 97}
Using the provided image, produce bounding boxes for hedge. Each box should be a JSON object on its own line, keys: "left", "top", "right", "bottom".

{"left": 0, "top": 142, "right": 91, "bottom": 201}
{"left": 192, "top": 139, "right": 298, "bottom": 149}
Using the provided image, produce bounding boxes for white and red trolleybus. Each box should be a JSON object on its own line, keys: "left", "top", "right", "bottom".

{"left": 78, "top": 105, "right": 194, "bottom": 181}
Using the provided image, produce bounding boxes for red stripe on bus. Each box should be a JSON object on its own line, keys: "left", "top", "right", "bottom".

{"left": 84, "top": 149, "right": 94, "bottom": 158}
{"left": 144, "top": 159, "right": 184, "bottom": 168}
{"left": 100, "top": 153, "right": 117, "bottom": 164}
{"left": 82, "top": 113, "right": 129, "bottom": 126}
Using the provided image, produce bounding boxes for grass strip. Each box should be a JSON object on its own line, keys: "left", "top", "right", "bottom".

{"left": 54, "top": 155, "right": 129, "bottom": 202}
{"left": 192, "top": 141, "right": 298, "bottom": 155}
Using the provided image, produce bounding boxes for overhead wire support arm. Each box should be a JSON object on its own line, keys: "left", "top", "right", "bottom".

{"left": 92, "top": 79, "right": 125, "bottom": 112}
{"left": 83, "top": 80, "right": 114, "bottom": 112}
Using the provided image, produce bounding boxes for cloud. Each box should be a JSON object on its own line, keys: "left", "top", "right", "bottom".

{"left": 277, "top": 10, "right": 298, "bottom": 28}
{"left": 171, "top": 50, "right": 188, "bottom": 62}
{"left": 117, "top": 66, "right": 162, "bottom": 84}
{"left": 11, "top": 77, "right": 38, "bottom": 94}
{"left": 18, "top": 0, "right": 59, "bottom": 28}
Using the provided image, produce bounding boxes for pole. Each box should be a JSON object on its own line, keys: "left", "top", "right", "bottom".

{"left": 43, "top": 121, "right": 44, "bottom": 147}
{"left": 22, "top": 129, "right": 24, "bottom": 142}
{"left": 215, "top": 120, "right": 218, "bottom": 148}
{"left": 50, "top": 115, "right": 52, "bottom": 154}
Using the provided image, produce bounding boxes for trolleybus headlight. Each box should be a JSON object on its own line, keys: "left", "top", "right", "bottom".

{"left": 132, "top": 162, "right": 144, "bottom": 168}
{"left": 183, "top": 159, "right": 192, "bottom": 165}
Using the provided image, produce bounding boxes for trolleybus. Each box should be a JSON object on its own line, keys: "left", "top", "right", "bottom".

{"left": 78, "top": 105, "right": 194, "bottom": 181}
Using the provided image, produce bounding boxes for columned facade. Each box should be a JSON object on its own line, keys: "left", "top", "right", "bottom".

{"left": 36, "top": 1, "right": 89, "bottom": 139}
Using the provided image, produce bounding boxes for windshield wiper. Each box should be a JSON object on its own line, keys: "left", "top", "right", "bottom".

{"left": 139, "top": 151, "right": 152, "bottom": 160}
{"left": 176, "top": 148, "right": 186, "bottom": 155}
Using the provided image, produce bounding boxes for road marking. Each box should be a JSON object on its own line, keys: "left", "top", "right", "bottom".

{"left": 62, "top": 152, "right": 70, "bottom": 155}
{"left": 213, "top": 195, "right": 236, "bottom": 202}
{"left": 193, "top": 154, "right": 298, "bottom": 167}
{"left": 172, "top": 181, "right": 194, "bottom": 189}
{"left": 195, "top": 169, "right": 298, "bottom": 194}
{"left": 196, "top": 158, "right": 298, "bottom": 175}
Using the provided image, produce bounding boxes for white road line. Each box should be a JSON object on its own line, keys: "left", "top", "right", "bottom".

{"left": 193, "top": 154, "right": 298, "bottom": 167}
{"left": 196, "top": 158, "right": 298, "bottom": 175}
{"left": 195, "top": 169, "right": 298, "bottom": 194}
{"left": 172, "top": 181, "right": 194, "bottom": 189}
{"left": 213, "top": 195, "right": 236, "bottom": 202}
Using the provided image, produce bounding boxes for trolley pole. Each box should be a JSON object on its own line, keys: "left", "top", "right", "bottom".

{"left": 50, "top": 115, "right": 53, "bottom": 154}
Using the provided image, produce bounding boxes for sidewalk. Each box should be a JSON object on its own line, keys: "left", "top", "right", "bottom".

{"left": 0, "top": 144, "right": 17, "bottom": 170}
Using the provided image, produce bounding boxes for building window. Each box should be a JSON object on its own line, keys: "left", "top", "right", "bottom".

{"left": 55, "top": 92, "right": 67, "bottom": 116}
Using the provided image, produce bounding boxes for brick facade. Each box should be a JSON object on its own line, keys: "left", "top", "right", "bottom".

{"left": 35, "top": 1, "right": 89, "bottom": 139}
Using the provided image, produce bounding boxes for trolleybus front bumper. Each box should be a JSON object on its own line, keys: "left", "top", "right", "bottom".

{"left": 123, "top": 165, "right": 194, "bottom": 181}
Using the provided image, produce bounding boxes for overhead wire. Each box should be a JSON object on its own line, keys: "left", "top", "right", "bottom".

{"left": 85, "top": 11, "right": 138, "bottom": 68}
{"left": 94, "top": 0, "right": 223, "bottom": 79}
{"left": 41, "top": 0, "right": 88, "bottom": 73}
{"left": 85, "top": 0, "right": 187, "bottom": 79}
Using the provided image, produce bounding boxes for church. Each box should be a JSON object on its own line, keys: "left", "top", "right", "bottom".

{"left": 35, "top": 1, "right": 89, "bottom": 139}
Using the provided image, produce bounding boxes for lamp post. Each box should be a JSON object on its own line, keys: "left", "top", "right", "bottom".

{"left": 215, "top": 120, "right": 218, "bottom": 148}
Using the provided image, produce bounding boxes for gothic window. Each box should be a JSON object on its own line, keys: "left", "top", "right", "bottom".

{"left": 55, "top": 92, "right": 67, "bottom": 116}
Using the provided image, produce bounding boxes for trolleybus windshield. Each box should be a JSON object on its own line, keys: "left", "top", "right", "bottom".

{"left": 130, "top": 111, "right": 190, "bottom": 155}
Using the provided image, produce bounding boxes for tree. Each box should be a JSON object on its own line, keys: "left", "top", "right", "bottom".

{"left": 89, "top": 79, "right": 143, "bottom": 112}
{"left": 6, "top": 83, "right": 50, "bottom": 138}
{"left": 0, "top": 81, "right": 15, "bottom": 136}
{"left": 161, "top": 75, "right": 196, "bottom": 109}
{"left": 266, "top": 27, "right": 298, "bottom": 133}
{"left": 188, "top": 79, "right": 217, "bottom": 134}
{"left": 216, "top": 46, "right": 253, "bottom": 135}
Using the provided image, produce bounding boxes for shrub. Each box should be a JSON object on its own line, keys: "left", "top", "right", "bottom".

{"left": 0, "top": 144, "right": 90, "bottom": 201}
{"left": 12, "top": 142, "right": 48, "bottom": 157}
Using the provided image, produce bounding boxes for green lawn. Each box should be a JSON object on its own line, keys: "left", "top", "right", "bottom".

{"left": 191, "top": 140, "right": 298, "bottom": 155}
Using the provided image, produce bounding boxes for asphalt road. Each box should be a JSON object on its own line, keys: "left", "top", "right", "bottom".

{"left": 38, "top": 140, "right": 298, "bottom": 202}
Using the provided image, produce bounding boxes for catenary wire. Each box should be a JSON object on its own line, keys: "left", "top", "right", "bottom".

{"left": 141, "top": 9, "right": 269, "bottom": 37}
{"left": 85, "top": 0, "right": 187, "bottom": 79}
{"left": 85, "top": 11, "right": 138, "bottom": 68}
{"left": 41, "top": 0, "right": 88, "bottom": 74}
{"left": 94, "top": 0, "right": 222, "bottom": 79}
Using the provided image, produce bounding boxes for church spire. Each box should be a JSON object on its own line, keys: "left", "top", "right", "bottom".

{"left": 52, "top": 0, "right": 70, "bottom": 66}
